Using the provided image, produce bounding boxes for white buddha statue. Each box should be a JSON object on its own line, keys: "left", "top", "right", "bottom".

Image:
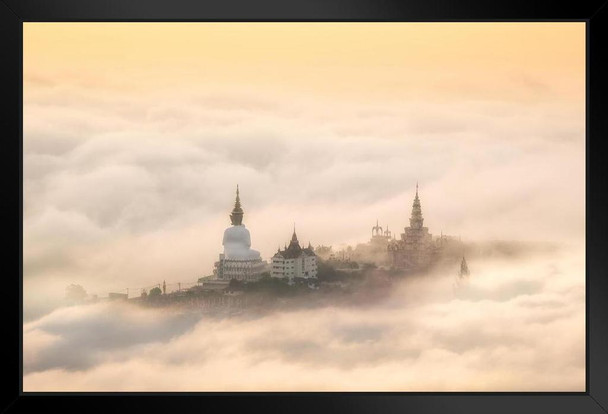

{"left": 222, "top": 185, "right": 262, "bottom": 261}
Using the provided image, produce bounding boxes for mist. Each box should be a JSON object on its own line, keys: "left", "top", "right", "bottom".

{"left": 23, "top": 86, "right": 585, "bottom": 320}
{"left": 23, "top": 243, "right": 584, "bottom": 391}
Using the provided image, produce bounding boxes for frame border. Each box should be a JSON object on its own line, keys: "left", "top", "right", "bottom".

{"left": 2, "top": 1, "right": 607, "bottom": 413}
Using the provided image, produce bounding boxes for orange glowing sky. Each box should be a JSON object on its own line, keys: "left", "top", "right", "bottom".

{"left": 24, "top": 23, "right": 585, "bottom": 103}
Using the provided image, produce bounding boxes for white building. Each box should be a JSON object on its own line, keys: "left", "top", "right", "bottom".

{"left": 213, "top": 186, "right": 267, "bottom": 282}
{"left": 271, "top": 228, "right": 317, "bottom": 282}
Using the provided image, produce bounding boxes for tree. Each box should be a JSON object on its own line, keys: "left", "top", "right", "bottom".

{"left": 149, "top": 287, "right": 162, "bottom": 297}
{"left": 316, "top": 259, "right": 342, "bottom": 282}
{"left": 228, "top": 278, "right": 244, "bottom": 291}
{"left": 65, "top": 284, "right": 87, "bottom": 303}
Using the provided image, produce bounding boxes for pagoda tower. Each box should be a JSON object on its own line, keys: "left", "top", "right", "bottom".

{"left": 391, "top": 182, "right": 435, "bottom": 270}
{"left": 409, "top": 182, "right": 424, "bottom": 230}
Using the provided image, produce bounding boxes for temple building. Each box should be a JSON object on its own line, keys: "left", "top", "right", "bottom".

{"left": 213, "top": 186, "right": 267, "bottom": 282}
{"left": 388, "top": 183, "right": 443, "bottom": 270}
{"left": 370, "top": 219, "right": 393, "bottom": 249}
{"left": 271, "top": 227, "right": 317, "bottom": 283}
{"left": 350, "top": 219, "right": 394, "bottom": 266}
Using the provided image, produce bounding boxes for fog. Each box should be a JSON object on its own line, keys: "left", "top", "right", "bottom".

{"left": 23, "top": 244, "right": 584, "bottom": 391}
{"left": 23, "top": 85, "right": 585, "bottom": 320}
{"left": 23, "top": 73, "right": 585, "bottom": 392}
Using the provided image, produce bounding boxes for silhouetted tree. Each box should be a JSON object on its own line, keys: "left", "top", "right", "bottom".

{"left": 228, "top": 278, "right": 244, "bottom": 291}
{"left": 149, "top": 287, "right": 162, "bottom": 297}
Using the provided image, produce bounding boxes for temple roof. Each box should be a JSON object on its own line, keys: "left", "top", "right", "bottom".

{"left": 275, "top": 229, "right": 316, "bottom": 259}
{"left": 291, "top": 226, "right": 298, "bottom": 243}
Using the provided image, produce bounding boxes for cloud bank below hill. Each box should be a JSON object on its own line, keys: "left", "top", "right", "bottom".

{"left": 23, "top": 245, "right": 585, "bottom": 391}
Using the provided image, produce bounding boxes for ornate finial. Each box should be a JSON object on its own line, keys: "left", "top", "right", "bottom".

{"left": 372, "top": 219, "right": 383, "bottom": 236}
{"left": 229, "top": 184, "right": 244, "bottom": 225}
{"left": 291, "top": 223, "right": 298, "bottom": 242}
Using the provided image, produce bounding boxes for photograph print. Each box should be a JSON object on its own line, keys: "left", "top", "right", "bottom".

{"left": 23, "top": 22, "right": 585, "bottom": 391}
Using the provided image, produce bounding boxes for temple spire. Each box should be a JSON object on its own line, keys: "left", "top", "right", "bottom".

{"left": 384, "top": 225, "right": 391, "bottom": 238}
{"left": 409, "top": 182, "right": 424, "bottom": 229}
{"left": 460, "top": 256, "right": 470, "bottom": 277}
{"left": 229, "top": 184, "right": 244, "bottom": 225}
{"left": 372, "top": 219, "right": 382, "bottom": 236}
{"left": 291, "top": 223, "right": 298, "bottom": 242}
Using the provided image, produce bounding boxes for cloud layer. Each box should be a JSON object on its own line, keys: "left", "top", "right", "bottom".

{"left": 23, "top": 82, "right": 585, "bottom": 320}
{"left": 23, "top": 246, "right": 585, "bottom": 391}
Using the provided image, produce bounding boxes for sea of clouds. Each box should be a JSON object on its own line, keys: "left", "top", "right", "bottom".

{"left": 23, "top": 80, "right": 585, "bottom": 322}
{"left": 23, "top": 244, "right": 584, "bottom": 391}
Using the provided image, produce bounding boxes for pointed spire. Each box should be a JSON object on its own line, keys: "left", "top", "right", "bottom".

{"left": 234, "top": 184, "right": 241, "bottom": 210}
{"left": 372, "top": 219, "right": 382, "bottom": 236}
{"left": 287, "top": 223, "right": 302, "bottom": 252}
{"left": 229, "top": 184, "right": 244, "bottom": 225}
{"left": 409, "top": 182, "right": 424, "bottom": 229}
{"left": 291, "top": 223, "right": 298, "bottom": 242}
{"left": 460, "top": 255, "right": 470, "bottom": 277}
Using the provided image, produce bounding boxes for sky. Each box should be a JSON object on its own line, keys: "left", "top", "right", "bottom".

{"left": 22, "top": 22, "right": 585, "bottom": 391}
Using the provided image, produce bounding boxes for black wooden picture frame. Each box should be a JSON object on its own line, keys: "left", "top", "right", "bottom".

{"left": 2, "top": 0, "right": 607, "bottom": 413}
